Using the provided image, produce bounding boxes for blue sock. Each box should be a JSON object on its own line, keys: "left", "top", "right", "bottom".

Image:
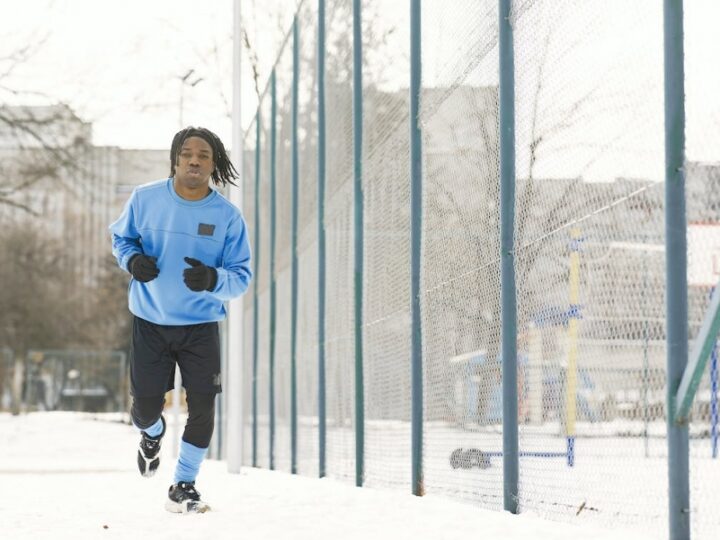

{"left": 137, "top": 417, "right": 163, "bottom": 438}
{"left": 174, "top": 440, "right": 208, "bottom": 484}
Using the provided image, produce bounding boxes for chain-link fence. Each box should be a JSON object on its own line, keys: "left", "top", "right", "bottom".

{"left": 238, "top": 1, "right": 720, "bottom": 538}
{"left": 685, "top": 1, "right": 720, "bottom": 535}
{"left": 0, "top": 347, "right": 17, "bottom": 411}
{"left": 21, "top": 349, "right": 128, "bottom": 413}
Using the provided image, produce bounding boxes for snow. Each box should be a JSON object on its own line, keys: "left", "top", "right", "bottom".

{"left": 0, "top": 412, "right": 659, "bottom": 540}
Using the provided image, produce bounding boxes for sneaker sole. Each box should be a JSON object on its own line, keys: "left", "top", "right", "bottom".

{"left": 137, "top": 450, "right": 160, "bottom": 478}
{"left": 165, "top": 499, "right": 211, "bottom": 514}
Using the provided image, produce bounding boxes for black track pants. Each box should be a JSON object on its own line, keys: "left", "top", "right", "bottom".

{"left": 131, "top": 392, "right": 215, "bottom": 448}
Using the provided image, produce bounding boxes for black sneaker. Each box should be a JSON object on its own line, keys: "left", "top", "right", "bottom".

{"left": 137, "top": 415, "right": 166, "bottom": 478}
{"left": 165, "top": 481, "right": 211, "bottom": 514}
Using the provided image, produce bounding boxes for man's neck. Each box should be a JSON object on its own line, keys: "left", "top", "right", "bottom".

{"left": 173, "top": 178, "right": 210, "bottom": 201}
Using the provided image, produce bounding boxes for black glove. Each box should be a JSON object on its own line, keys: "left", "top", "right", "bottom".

{"left": 183, "top": 257, "right": 218, "bottom": 292}
{"left": 128, "top": 254, "right": 159, "bottom": 283}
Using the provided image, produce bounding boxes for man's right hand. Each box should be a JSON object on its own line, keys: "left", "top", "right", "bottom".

{"left": 128, "top": 254, "right": 160, "bottom": 283}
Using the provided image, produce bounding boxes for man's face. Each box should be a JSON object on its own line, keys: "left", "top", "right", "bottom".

{"left": 174, "top": 136, "right": 214, "bottom": 190}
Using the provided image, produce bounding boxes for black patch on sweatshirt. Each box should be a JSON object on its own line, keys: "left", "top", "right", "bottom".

{"left": 198, "top": 223, "right": 216, "bottom": 236}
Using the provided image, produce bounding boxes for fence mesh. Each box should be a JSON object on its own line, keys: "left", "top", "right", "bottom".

{"left": 685, "top": 1, "right": 720, "bottom": 538}
{"left": 361, "top": 0, "right": 413, "bottom": 491}
{"left": 242, "top": 116, "right": 257, "bottom": 465}
{"left": 322, "top": 0, "right": 356, "bottom": 483}
{"left": 239, "top": 1, "right": 720, "bottom": 537}
{"left": 273, "top": 35, "right": 295, "bottom": 473}
{"left": 420, "top": 0, "right": 504, "bottom": 507}
{"left": 255, "top": 86, "right": 272, "bottom": 469}
{"left": 0, "top": 347, "right": 15, "bottom": 411}
{"left": 512, "top": 0, "right": 668, "bottom": 530}
{"left": 22, "top": 349, "right": 127, "bottom": 413}
{"left": 295, "top": 0, "right": 320, "bottom": 478}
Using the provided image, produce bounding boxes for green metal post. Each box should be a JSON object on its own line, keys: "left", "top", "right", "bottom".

{"left": 269, "top": 69, "right": 277, "bottom": 471}
{"left": 499, "top": 0, "right": 519, "bottom": 514}
{"left": 290, "top": 16, "right": 300, "bottom": 475}
{"left": 252, "top": 112, "right": 261, "bottom": 468}
{"left": 664, "top": 1, "right": 689, "bottom": 538}
{"left": 410, "top": 0, "right": 424, "bottom": 497}
{"left": 317, "top": 0, "right": 327, "bottom": 479}
{"left": 352, "top": 0, "right": 365, "bottom": 488}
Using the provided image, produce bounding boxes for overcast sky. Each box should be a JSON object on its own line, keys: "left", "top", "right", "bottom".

{"left": 0, "top": 0, "right": 244, "bottom": 149}
{"left": 0, "top": 0, "right": 717, "bottom": 180}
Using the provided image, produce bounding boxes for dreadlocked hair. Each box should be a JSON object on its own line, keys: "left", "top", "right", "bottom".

{"left": 170, "top": 126, "right": 238, "bottom": 187}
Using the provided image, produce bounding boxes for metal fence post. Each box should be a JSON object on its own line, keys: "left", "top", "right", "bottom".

{"left": 352, "top": 0, "right": 365, "bottom": 488}
{"left": 663, "top": 1, "right": 689, "bottom": 538}
{"left": 410, "top": 0, "right": 424, "bottom": 497}
{"left": 252, "top": 110, "right": 261, "bottom": 468}
{"left": 227, "top": 0, "right": 245, "bottom": 473}
{"left": 290, "top": 15, "right": 300, "bottom": 475}
{"left": 499, "top": 0, "right": 519, "bottom": 514}
{"left": 317, "top": 0, "right": 328, "bottom": 479}
{"left": 269, "top": 69, "right": 277, "bottom": 471}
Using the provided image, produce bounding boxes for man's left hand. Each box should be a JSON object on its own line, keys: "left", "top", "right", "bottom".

{"left": 183, "top": 257, "right": 218, "bottom": 292}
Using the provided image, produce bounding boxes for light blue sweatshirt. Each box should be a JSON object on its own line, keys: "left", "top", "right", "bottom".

{"left": 109, "top": 178, "right": 252, "bottom": 325}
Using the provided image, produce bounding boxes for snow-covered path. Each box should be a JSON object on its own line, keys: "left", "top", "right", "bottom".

{"left": 0, "top": 412, "right": 656, "bottom": 540}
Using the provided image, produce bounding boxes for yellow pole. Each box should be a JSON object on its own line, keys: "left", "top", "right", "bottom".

{"left": 566, "top": 228, "right": 581, "bottom": 466}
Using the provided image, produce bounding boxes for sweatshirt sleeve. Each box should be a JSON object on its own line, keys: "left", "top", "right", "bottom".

{"left": 210, "top": 213, "right": 252, "bottom": 301}
{"left": 109, "top": 191, "right": 143, "bottom": 272}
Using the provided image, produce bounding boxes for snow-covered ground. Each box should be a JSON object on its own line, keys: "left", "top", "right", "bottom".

{"left": 0, "top": 412, "right": 662, "bottom": 540}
